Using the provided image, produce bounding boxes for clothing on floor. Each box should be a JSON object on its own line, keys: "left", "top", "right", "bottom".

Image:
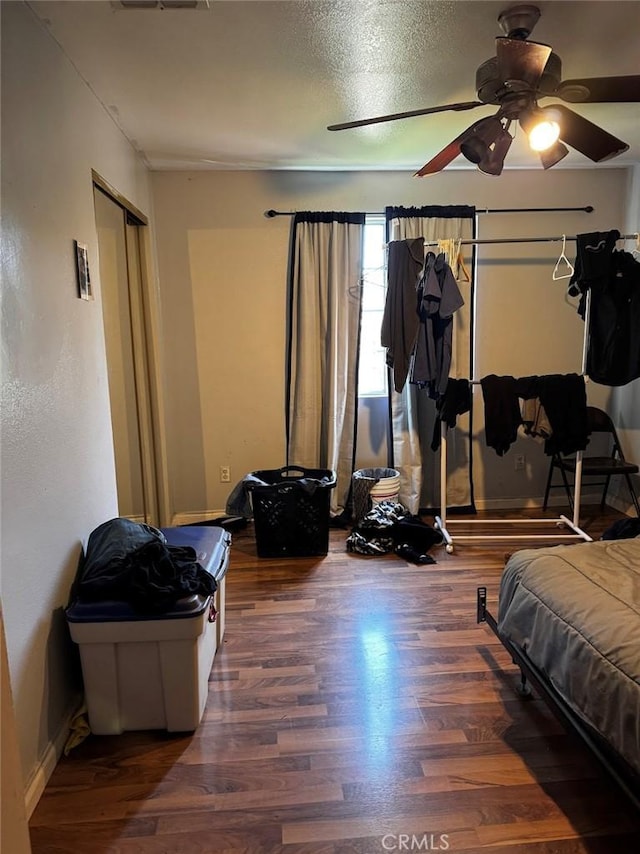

{"left": 346, "top": 500, "right": 442, "bottom": 557}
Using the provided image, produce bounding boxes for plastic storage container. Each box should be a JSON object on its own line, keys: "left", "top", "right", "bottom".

{"left": 162, "top": 526, "right": 230, "bottom": 647}
{"left": 247, "top": 466, "right": 336, "bottom": 557}
{"left": 66, "top": 526, "right": 230, "bottom": 735}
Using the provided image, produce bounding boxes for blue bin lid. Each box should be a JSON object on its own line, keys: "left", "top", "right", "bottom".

{"left": 65, "top": 591, "right": 211, "bottom": 623}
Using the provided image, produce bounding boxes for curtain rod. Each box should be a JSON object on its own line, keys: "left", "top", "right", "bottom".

{"left": 264, "top": 205, "right": 594, "bottom": 217}
{"left": 426, "top": 233, "right": 637, "bottom": 246}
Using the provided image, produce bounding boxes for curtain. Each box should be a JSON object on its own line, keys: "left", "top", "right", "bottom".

{"left": 286, "top": 211, "right": 365, "bottom": 515}
{"left": 385, "top": 205, "right": 476, "bottom": 514}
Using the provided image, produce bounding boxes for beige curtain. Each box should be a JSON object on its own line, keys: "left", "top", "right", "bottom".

{"left": 286, "top": 212, "right": 365, "bottom": 514}
{"left": 385, "top": 206, "right": 476, "bottom": 513}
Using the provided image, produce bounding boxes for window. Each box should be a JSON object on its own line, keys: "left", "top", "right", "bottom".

{"left": 358, "top": 216, "right": 388, "bottom": 397}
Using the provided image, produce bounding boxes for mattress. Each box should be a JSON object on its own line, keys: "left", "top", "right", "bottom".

{"left": 498, "top": 538, "right": 640, "bottom": 776}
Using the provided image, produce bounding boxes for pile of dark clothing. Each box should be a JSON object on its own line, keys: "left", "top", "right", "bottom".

{"left": 601, "top": 517, "right": 640, "bottom": 540}
{"left": 73, "top": 517, "right": 216, "bottom": 614}
{"left": 346, "top": 501, "right": 443, "bottom": 564}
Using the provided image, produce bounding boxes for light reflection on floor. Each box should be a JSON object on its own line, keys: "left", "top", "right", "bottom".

{"left": 356, "top": 606, "right": 400, "bottom": 768}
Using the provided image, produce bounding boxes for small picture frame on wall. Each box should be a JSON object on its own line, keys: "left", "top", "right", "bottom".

{"left": 75, "top": 240, "right": 93, "bottom": 300}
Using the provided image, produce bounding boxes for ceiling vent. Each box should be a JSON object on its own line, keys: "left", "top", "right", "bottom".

{"left": 112, "top": 1, "right": 210, "bottom": 10}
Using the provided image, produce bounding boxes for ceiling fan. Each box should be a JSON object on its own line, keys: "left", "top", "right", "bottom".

{"left": 327, "top": 4, "right": 640, "bottom": 176}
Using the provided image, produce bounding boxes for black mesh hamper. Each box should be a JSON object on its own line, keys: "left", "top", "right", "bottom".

{"left": 246, "top": 466, "right": 336, "bottom": 557}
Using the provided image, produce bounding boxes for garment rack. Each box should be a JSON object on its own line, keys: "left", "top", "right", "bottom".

{"left": 430, "top": 231, "right": 636, "bottom": 551}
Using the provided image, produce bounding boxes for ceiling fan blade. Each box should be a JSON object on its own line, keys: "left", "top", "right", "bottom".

{"left": 552, "top": 104, "right": 629, "bottom": 162}
{"left": 414, "top": 116, "right": 495, "bottom": 176}
{"left": 327, "top": 101, "right": 483, "bottom": 131}
{"left": 552, "top": 75, "right": 640, "bottom": 103}
{"left": 495, "top": 37, "right": 552, "bottom": 88}
{"left": 414, "top": 139, "right": 466, "bottom": 177}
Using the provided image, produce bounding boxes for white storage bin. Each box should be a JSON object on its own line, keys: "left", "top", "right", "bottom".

{"left": 66, "top": 526, "right": 230, "bottom": 735}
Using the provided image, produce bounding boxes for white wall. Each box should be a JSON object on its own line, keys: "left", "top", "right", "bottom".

{"left": 151, "top": 167, "right": 629, "bottom": 519}
{"left": 1, "top": 1, "right": 154, "bottom": 812}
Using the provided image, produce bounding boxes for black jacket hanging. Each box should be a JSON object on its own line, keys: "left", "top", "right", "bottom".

{"left": 585, "top": 251, "right": 640, "bottom": 386}
{"left": 569, "top": 231, "right": 640, "bottom": 386}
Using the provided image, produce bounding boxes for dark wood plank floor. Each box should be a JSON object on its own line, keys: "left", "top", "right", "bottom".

{"left": 30, "top": 507, "right": 640, "bottom": 853}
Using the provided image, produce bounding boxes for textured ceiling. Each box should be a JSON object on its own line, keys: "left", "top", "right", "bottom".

{"left": 28, "top": 0, "right": 640, "bottom": 172}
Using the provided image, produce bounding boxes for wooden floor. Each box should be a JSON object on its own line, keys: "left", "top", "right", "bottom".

{"left": 30, "top": 507, "right": 640, "bottom": 853}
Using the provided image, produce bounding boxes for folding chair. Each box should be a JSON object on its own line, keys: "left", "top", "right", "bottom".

{"left": 543, "top": 406, "right": 640, "bottom": 516}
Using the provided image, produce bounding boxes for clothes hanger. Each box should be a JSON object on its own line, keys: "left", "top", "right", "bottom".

{"left": 435, "top": 238, "right": 471, "bottom": 283}
{"left": 552, "top": 234, "right": 575, "bottom": 281}
{"left": 453, "top": 238, "right": 471, "bottom": 283}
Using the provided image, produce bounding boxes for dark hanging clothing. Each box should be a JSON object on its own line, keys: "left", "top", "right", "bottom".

{"left": 481, "top": 373, "right": 589, "bottom": 457}
{"left": 431, "top": 378, "right": 472, "bottom": 451}
{"left": 568, "top": 231, "right": 640, "bottom": 386}
{"left": 516, "top": 373, "right": 589, "bottom": 456}
{"left": 381, "top": 238, "right": 424, "bottom": 393}
{"left": 585, "top": 251, "right": 640, "bottom": 386}
{"left": 411, "top": 251, "right": 465, "bottom": 398}
{"left": 568, "top": 229, "right": 621, "bottom": 304}
{"left": 480, "top": 375, "right": 523, "bottom": 456}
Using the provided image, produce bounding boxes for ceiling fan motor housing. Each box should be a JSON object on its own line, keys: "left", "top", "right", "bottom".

{"left": 497, "top": 4, "right": 541, "bottom": 39}
{"left": 476, "top": 52, "right": 562, "bottom": 105}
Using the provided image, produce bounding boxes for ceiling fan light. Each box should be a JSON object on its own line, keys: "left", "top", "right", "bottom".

{"left": 478, "top": 128, "right": 514, "bottom": 175}
{"left": 461, "top": 135, "right": 488, "bottom": 164}
{"left": 460, "top": 116, "right": 504, "bottom": 164}
{"left": 529, "top": 119, "right": 560, "bottom": 151}
{"left": 539, "top": 140, "right": 569, "bottom": 169}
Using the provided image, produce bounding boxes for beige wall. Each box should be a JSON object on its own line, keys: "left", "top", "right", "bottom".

{"left": 151, "top": 167, "right": 630, "bottom": 518}
{"left": 1, "top": 1, "right": 154, "bottom": 813}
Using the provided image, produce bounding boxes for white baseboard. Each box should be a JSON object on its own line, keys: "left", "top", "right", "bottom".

{"left": 24, "top": 695, "right": 83, "bottom": 818}
{"left": 170, "top": 510, "right": 227, "bottom": 526}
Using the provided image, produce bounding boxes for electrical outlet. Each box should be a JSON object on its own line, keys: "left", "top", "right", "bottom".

{"left": 514, "top": 454, "right": 526, "bottom": 471}
{"left": 220, "top": 465, "right": 230, "bottom": 483}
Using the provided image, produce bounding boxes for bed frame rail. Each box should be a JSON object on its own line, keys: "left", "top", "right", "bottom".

{"left": 476, "top": 586, "right": 640, "bottom": 812}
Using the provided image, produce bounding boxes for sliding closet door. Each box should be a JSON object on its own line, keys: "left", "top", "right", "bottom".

{"left": 93, "top": 186, "right": 158, "bottom": 524}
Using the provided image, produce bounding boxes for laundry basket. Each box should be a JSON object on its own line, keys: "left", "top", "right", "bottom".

{"left": 246, "top": 466, "right": 337, "bottom": 558}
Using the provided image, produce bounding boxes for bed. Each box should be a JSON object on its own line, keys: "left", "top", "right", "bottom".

{"left": 477, "top": 537, "right": 640, "bottom": 809}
